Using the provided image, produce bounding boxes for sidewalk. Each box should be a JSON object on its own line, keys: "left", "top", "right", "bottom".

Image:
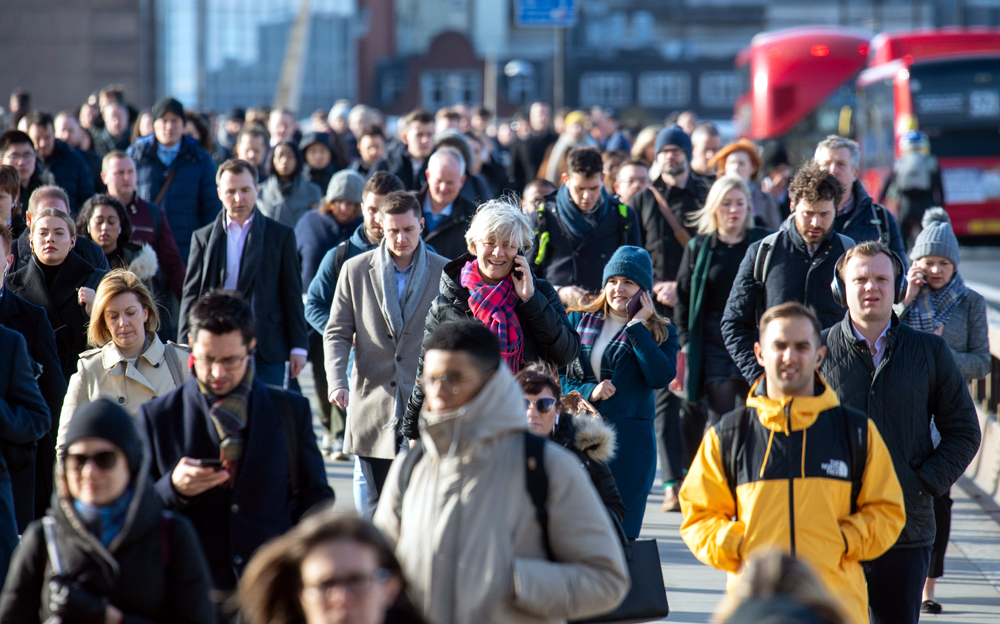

{"left": 299, "top": 362, "right": 1000, "bottom": 622}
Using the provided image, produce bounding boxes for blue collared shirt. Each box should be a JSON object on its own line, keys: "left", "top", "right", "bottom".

{"left": 157, "top": 141, "right": 182, "bottom": 167}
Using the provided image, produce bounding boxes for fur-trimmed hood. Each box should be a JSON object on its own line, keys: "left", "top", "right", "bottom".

{"left": 552, "top": 412, "right": 617, "bottom": 464}
{"left": 124, "top": 242, "right": 159, "bottom": 282}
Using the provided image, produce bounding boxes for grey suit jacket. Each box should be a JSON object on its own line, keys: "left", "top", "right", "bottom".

{"left": 324, "top": 245, "right": 448, "bottom": 458}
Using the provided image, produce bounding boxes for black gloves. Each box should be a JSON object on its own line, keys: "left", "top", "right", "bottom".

{"left": 48, "top": 576, "right": 108, "bottom": 624}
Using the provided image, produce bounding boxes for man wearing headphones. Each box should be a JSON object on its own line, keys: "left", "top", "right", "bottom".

{"left": 820, "top": 241, "right": 981, "bottom": 624}
{"left": 722, "top": 160, "right": 853, "bottom": 384}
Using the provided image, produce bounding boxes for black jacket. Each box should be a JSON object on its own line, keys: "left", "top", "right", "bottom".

{"left": 820, "top": 313, "right": 981, "bottom": 548}
{"left": 179, "top": 209, "right": 308, "bottom": 365}
{"left": 42, "top": 140, "right": 95, "bottom": 215}
{"left": 12, "top": 227, "right": 111, "bottom": 274}
{"left": 721, "top": 226, "right": 853, "bottom": 384}
{"left": 415, "top": 188, "right": 477, "bottom": 261}
{"left": 835, "top": 181, "right": 908, "bottom": 264}
{"left": 629, "top": 174, "right": 709, "bottom": 317}
{"left": 0, "top": 471, "right": 215, "bottom": 623}
{"left": 401, "top": 253, "right": 580, "bottom": 439}
{"left": 528, "top": 193, "right": 642, "bottom": 292}
{"left": 550, "top": 412, "right": 627, "bottom": 526}
{"left": 510, "top": 130, "right": 558, "bottom": 192}
{"left": 373, "top": 148, "right": 427, "bottom": 192}
{"left": 6, "top": 254, "right": 107, "bottom": 381}
{"left": 139, "top": 378, "right": 334, "bottom": 590}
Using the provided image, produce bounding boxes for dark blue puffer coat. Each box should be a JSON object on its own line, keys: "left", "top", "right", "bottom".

{"left": 129, "top": 135, "right": 222, "bottom": 261}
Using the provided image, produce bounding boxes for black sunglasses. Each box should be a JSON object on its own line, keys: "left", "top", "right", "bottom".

{"left": 524, "top": 397, "right": 557, "bottom": 413}
{"left": 65, "top": 451, "right": 119, "bottom": 472}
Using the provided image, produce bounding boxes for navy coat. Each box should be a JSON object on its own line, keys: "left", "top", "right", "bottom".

{"left": 43, "top": 140, "right": 94, "bottom": 215}
{"left": 138, "top": 377, "right": 334, "bottom": 590}
{"left": 561, "top": 312, "right": 678, "bottom": 539}
{"left": 129, "top": 135, "right": 222, "bottom": 261}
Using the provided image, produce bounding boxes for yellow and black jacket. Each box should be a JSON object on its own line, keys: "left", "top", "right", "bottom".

{"left": 679, "top": 376, "right": 905, "bottom": 624}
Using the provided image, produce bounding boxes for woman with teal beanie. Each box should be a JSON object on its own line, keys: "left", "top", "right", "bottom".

{"left": 562, "top": 246, "right": 678, "bottom": 537}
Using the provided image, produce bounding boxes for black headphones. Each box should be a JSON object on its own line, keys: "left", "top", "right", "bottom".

{"left": 831, "top": 249, "right": 906, "bottom": 307}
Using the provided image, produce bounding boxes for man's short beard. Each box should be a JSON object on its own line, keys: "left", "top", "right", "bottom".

{"left": 666, "top": 163, "right": 686, "bottom": 176}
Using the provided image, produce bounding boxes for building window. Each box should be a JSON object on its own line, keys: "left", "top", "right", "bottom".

{"left": 381, "top": 73, "right": 407, "bottom": 107}
{"left": 637, "top": 72, "right": 691, "bottom": 108}
{"left": 579, "top": 72, "right": 632, "bottom": 108}
{"left": 420, "top": 70, "right": 481, "bottom": 110}
{"left": 699, "top": 71, "right": 742, "bottom": 109}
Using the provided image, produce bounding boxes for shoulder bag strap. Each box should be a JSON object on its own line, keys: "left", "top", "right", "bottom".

{"left": 523, "top": 431, "right": 555, "bottom": 561}
{"left": 41, "top": 516, "right": 65, "bottom": 576}
{"left": 649, "top": 186, "right": 691, "bottom": 247}
{"left": 154, "top": 169, "right": 178, "bottom": 207}
{"left": 163, "top": 344, "right": 184, "bottom": 388}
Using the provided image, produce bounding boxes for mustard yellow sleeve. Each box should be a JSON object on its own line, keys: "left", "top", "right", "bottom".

{"left": 839, "top": 419, "right": 906, "bottom": 562}
{"left": 679, "top": 428, "right": 745, "bottom": 573}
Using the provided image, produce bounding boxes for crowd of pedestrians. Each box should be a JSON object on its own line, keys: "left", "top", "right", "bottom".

{"left": 0, "top": 86, "right": 988, "bottom": 624}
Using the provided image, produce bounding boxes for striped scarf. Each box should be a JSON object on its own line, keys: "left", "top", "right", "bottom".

{"left": 908, "top": 273, "right": 969, "bottom": 333}
{"left": 196, "top": 358, "right": 255, "bottom": 486}
{"left": 460, "top": 259, "right": 524, "bottom": 373}
{"left": 577, "top": 312, "right": 634, "bottom": 381}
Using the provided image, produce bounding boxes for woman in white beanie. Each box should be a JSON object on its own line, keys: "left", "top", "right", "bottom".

{"left": 899, "top": 207, "right": 990, "bottom": 615}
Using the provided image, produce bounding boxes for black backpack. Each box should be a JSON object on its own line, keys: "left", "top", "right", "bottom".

{"left": 395, "top": 431, "right": 555, "bottom": 560}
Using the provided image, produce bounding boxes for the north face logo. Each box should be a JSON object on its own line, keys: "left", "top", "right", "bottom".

{"left": 822, "top": 459, "right": 849, "bottom": 478}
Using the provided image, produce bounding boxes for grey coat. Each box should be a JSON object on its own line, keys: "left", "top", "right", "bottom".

{"left": 256, "top": 175, "right": 323, "bottom": 228}
{"left": 324, "top": 246, "right": 448, "bottom": 459}
{"left": 899, "top": 289, "right": 991, "bottom": 381}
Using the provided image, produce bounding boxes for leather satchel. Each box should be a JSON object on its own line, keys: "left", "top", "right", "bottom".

{"left": 572, "top": 519, "right": 669, "bottom": 624}
{"left": 650, "top": 186, "right": 691, "bottom": 248}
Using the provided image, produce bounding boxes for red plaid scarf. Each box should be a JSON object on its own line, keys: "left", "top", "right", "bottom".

{"left": 460, "top": 259, "right": 524, "bottom": 373}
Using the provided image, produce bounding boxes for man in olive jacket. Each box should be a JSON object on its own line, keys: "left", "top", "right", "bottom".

{"left": 820, "top": 242, "right": 980, "bottom": 624}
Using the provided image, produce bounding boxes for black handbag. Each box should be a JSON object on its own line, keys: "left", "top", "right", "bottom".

{"left": 573, "top": 519, "right": 670, "bottom": 624}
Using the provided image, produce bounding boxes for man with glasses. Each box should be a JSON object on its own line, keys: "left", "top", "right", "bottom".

{"left": 139, "top": 289, "right": 333, "bottom": 619}
{"left": 325, "top": 191, "right": 447, "bottom": 515}
{"left": 374, "top": 321, "right": 629, "bottom": 624}
{"left": 0, "top": 130, "right": 49, "bottom": 237}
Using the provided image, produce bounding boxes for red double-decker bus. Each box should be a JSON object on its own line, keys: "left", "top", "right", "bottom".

{"left": 856, "top": 29, "right": 1000, "bottom": 236}
{"left": 738, "top": 26, "right": 1000, "bottom": 237}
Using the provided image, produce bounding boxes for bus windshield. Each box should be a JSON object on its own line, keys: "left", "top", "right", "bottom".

{"left": 910, "top": 58, "right": 1000, "bottom": 157}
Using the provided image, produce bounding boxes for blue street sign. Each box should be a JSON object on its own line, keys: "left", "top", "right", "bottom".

{"left": 516, "top": 0, "right": 577, "bottom": 27}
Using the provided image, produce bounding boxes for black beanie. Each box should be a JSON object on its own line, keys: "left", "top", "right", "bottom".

{"left": 63, "top": 399, "right": 144, "bottom": 477}
{"left": 151, "top": 97, "right": 184, "bottom": 122}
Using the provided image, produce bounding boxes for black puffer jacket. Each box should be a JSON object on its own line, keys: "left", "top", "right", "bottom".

{"left": 722, "top": 225, "right": 853, "bottom": 384}
{"left": 401, "top": 254, "right": 580, "bottom": 439}
{"left": 820, "top": 313, "right": 981, "bottom": 548}
{"left": 551, "top": 412, "right": 626, "bottom": 526}
{"left": 0, "top": 453, "right": 215, "bottom": 623}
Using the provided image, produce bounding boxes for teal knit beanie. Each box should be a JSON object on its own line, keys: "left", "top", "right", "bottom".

{"left": 602, "top": 246, "right": 653, "bottom": 292}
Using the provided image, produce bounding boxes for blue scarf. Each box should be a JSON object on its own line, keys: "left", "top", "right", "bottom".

{"left": 908, "top": 272, "right": 969, "bottom": 332}
{"left": 74, "top": 487, "right": 134, "bottom": 548}
{"left": 555, "top": 185, "right": 610, "bottom": 244}
{"left": 577, "top": 312, "right": 634, "bottom": 381}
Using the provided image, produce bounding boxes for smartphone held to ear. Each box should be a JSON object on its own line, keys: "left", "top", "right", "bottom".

{"left": 626, "top": 291, "right": 644, "bottom": 319}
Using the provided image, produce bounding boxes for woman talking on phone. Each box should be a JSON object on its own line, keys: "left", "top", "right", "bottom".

{"left": 400, "top": 200, "right": 579, "bottom": 442}
{"left": 562, "top": 246, "right": 678, "bottom": 538}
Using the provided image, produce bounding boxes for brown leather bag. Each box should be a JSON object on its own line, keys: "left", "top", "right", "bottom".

{"left": 649, "top": 186, "right": 691, "bottom": 247}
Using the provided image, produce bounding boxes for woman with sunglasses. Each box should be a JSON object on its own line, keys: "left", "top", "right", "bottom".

{"left": 239, "top": 511, "right": 426, "bottom": 624}
{"left": 56, "top": 269, "right": 190, "bottom": 449}
{"left": 516, "top": 362, "right": 626, "bottom": 526}
{"left": 0, "top": 399, "right": 215, "bottom": 623}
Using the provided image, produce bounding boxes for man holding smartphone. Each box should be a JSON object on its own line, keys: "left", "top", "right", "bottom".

{"left": 528, "top": 147, "right": 641, "bottom": 306}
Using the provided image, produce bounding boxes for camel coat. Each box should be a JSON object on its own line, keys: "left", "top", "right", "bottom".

{"left": 324, "top": 244, "right": 448, "bottom": 459}
{"left": 58, "top": 335, "right": 190, "bottom": 448}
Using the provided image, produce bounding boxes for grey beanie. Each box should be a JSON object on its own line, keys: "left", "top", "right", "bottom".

{"left": 325, "top": 170, "right": 365, "bottom": 204}
{"left": 911, "top": 207, "right": 960, "bottom": 266}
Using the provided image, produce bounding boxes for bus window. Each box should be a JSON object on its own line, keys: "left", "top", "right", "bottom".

{"left": 910, "top": 59, "right": 1000, "bottom": 158}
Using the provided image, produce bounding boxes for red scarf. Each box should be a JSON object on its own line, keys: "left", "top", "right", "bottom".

{"left": 460, "top": 259, "right": 524, "bottom": 373}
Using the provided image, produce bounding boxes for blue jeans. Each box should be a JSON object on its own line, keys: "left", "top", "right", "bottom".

{"left": 255, "top": 359, "right": 286, "bottom": 388}
{"left": 863, "top": 546, "right": 932, "bottom": 624}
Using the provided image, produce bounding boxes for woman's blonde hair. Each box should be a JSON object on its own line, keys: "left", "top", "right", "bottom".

{"left": 87, "top": 269, "right": 160, "bottom": 347}
{"left": 568, "top": 289, "right": 671, "bottom": 345}
{"left": 464, "top": 198, "right": 534, "bottom": 254}
{"left": 30, "top": 208, "right": 76, "bottom": 237}
{"left": 713, "top": 550, "right": 847, "bottom": 624}
{"left": 630, "top": 125, "right": 663, "bottom": 162}
{"left": 688, "top": 175, "right": 752, "bottom": 236}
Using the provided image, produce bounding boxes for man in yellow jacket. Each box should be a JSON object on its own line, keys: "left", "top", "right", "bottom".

{"left": 679, "top": 301, "right": 905, "bottom": 624}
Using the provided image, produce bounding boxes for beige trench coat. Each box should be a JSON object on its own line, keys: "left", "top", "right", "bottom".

{"left": 58, "top": 335, "right": 189, "bottom": 447}
{"left": 373, "top": 367, "right": 630, "bottom": 624}
{"left": 324, "top": 246, "right": 448, "bottom": 458}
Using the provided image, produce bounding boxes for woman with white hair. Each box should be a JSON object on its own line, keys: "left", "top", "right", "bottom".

{"left": 400, "top": 199, "right": 580, "bottom": 442}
